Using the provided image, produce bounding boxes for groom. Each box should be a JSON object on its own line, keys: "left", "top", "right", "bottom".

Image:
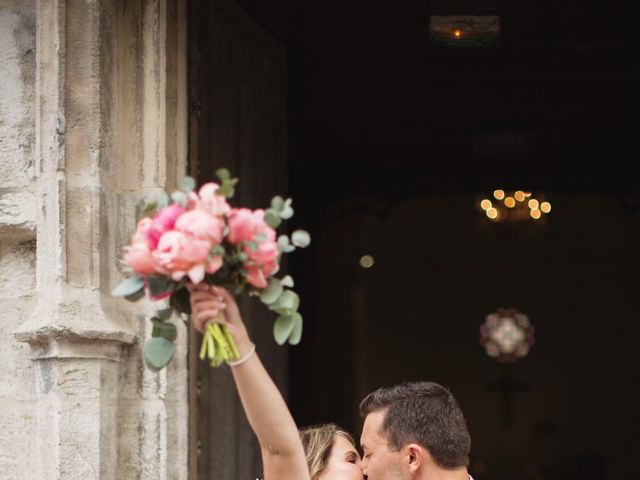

{"left": 359, "top": 381, "right": 473, "bottom": 480}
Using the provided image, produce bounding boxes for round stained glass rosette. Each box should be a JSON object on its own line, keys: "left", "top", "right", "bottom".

{"left": 480, "top": 308, "right": 534, "bottom": 363}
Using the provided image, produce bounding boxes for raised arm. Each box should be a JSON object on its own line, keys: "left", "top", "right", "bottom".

{"left": 189, "top": 285, "right": 310, "bottom": 480}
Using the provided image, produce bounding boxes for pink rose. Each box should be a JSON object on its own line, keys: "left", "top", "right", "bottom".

{"left": 124, "top": 240, "right": 158, "bottom": 275}
{"left": 227, "top": 208, "right": 275, "bottom": 245}
{"left": 197, "top": 183, "right": 231, "bottom": 216}
{"left": 145, "top": 204, "right": 185, "bottom": 249}
{"left": 175, "top": 209, "right": 224, "bottom": 245}
{"left": 153, "top": 230, "right": 212, "bottom": 284}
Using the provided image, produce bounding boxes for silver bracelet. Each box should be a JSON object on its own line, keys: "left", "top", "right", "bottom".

{"left": 227, "top": 343, "right": 256, "bottom": 367}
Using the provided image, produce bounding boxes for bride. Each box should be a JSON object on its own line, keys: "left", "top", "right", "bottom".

{"left": 189, "top": 284, "right": 364, "bottom": 480}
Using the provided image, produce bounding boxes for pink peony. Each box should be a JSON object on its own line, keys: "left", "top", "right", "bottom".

{"left": 227, "top": 208, "right": 276, "bottom": 245}
{"left": 244, "top": 240, "right": 279, "bottom": 288}
{"left": 153, "top": 230, "right": 215, "bottom": 284}
{"left": 144, "top": 204, "right": 185, "bottom": 249}
{"left": 175, "top": 209, "right": 224, "bottom": 245}
{"left": 124, "top": 240, "right": 158, "bottom": 275}
{"left": 197, "top": 183, "right": 231, "bottom": 216}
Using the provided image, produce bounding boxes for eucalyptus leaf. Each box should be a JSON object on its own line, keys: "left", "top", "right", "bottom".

{"left": 156, "top": 308, "right": 173, "bottom": 320}
{"left": 157, "top": 192, "right": 169, "bottom": 209}
{"left": 216, "top": 168, "right": 231, "bottom": 181}
{"left": 273, "top": 315, "right": 295, "bottom": 345}
{"left": 259, "top": 278, "right": 283, "bottom": 305}
{"left": 279, "top": 205, "right": 294, "bottom": 220}
{"left": 180, "top": 176, "right": 196, "bottom": 192}
{"left": 291, "top": 230, "right": 311, "bottom": 248}
{"left": 288, "top": 313, "right": 303, "bottom": 345}
{"left": 112, "top": 276, "right": 144, "bottom": 297}
{"left": 152, "top": 319, "right": 177, "bottom": 341}
{"left": 263, "top": 210, "right": 281, "bottom": 228}
{"left": 147, "top": 275, "right": 172, "bottom": 297}
{"left": 143, "top": 337, "right": 176, "bottom": 372}
{"left": 277, "top": 235, "right": 290, "bottom": 248}
{"left": 273, "top": 290, "right": 299, "bottom": 313}
{"left": 143, "top": 201, "right": 159, "bottom": 217}
{"left": 124, "top": 288, "right": 146, "bottom": 302}
{"left": 217, "top": 185, "right": 233, "bottom": 198}
{"left": 271, "top": 196, "right": 284, "bottom": 211}
{"left": 171, "top": 191, "right": 188, "bottom": 207}
{"left": 280, "top": 275, "right": 294, "bottom": 288}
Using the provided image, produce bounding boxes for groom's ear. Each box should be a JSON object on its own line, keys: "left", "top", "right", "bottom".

{"left": 406, "top": 443, "right": 429, "bottom": 474}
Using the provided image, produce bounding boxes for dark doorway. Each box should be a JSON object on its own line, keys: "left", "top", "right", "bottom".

{"left": 194, "top": 1, "right": 639, "bottom": 479}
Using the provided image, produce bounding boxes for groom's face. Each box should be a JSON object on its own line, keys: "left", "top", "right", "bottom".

{"left": 360, "top": 410, "right": 407, "bottom": 480}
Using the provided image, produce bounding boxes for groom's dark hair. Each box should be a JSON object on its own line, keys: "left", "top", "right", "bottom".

{"left": 359, "top": 381, "right": 471, "bottom": 469}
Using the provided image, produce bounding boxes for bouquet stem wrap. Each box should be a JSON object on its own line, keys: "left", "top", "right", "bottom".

{"left": 199, "top": 311, "right": 240, "bottom": 367}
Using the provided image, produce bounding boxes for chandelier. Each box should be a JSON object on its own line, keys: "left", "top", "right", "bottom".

{"left": 479, "top": 190, "right": 551, "bottom": 223}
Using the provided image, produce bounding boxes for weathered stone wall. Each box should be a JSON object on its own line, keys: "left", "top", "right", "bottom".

{"left": 0, "top": 1, "right": 189, "bottom": 478}
{"left": 0, "top": 1, "right": 38, "bottom": 478}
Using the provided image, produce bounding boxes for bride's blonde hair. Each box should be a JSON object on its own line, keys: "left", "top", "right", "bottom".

{"left": 299, "top": 423, "right": 356, "bottom": 479}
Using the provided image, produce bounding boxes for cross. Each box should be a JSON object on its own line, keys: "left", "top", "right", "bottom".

{"left": 486, "top": 370, "right": 527, "bottom": 426}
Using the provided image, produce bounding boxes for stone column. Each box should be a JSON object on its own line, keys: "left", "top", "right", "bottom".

{"left": 12, "top": 0, "right": 189, "bottom": 478}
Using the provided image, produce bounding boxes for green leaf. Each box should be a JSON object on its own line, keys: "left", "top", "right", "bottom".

{"left": 288, "top": 313, "right": 303, "bottom": 345}
{"left": 152, "top": 319, "right": 177, "bottom": 341}
{"left": 279, "top": 205, "right": 294, "bottom": 220}
{"left": 259, "top": 278, "right": 283, "bottom": 305}
{"left": 271, "top": 196, "right": 284, "bottom": 211}
{"left": 112, "top": 276, "right": 145, "bottom": 297}
{"left": 157, "top": 192, "right": 169, "bottom": 209}
{"left": 147, "top": 275, "right": 172, "bottom": 297}
{"left": 156, "top": 308, "right": 173, "bottom": 320}
{"left": 171, "top": 191, "right": 188, "bottom": 207}
{"left": 264, "top": 210, "right": 281, "bottom": 228}
{"left": 125, "top": 288, "right": 146, "bottom": 302}
{"left": 227, "top": 177, "right": 239, "bottom": 186}
{"left": 291, "top": 230, "right": 311, "bottom": 248}
{"left": 270, "top": 290, "right": 299, "bottom": 316}
{"left": 280, "top": 275, "right": 294, "bottom": 288}
{"left": 143, "top": 201, "right": 159, "bottom": 217}
{"left": 244, "top": 240, "right": 258, "bottom": 252}
{"left": 143, "top": 337, "right": 176, "bottom": 372}
{"left": 180, "top": 176, "right": 196, "bottom": 192}
{"left": 216, "top": 168, "right": 231, "bottom": 181}
{"left": 273, "top": 315, "right": 295, "bottom": 345}
{"left": 217, "top": 184, "right": 234, "bottom": 198}
{"left": 277, "top": 235, "right": 295, "bottom": 253}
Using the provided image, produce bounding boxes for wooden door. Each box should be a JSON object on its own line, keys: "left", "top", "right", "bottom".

{"left": 188, "top": 0, "right": 288, "bottom": 477}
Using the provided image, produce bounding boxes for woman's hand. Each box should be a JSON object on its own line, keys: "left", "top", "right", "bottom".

{"left": 189, "top": 284, "right": 254, "bottom": 356}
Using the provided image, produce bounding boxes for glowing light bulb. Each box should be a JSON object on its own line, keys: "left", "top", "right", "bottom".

{"left": 486, "top": 207, "right": 499, "bottom": 220}
{"left": 359, "top": 255, "right": 375, "bottom": 268}
{"left": 453, "top": 29, "right": 462, "bottom": 38}
{"left": 480, "top": 199, "right": 492, "bottom": 210}
{"left": 493, "top": 189, "right": 505, "bottom": 200}
{"left": 530, "top": 209, "right": 541, "bottom": 219}
{"left": 515, "top": 191, "right": 525, "bottom": 202}
{"left": 504, "top": 197, "right": 516, "bottom": 208}
{"left": 540, "top": 202, "right": 551, "bottom": 213}
{"left": 528, "top": 199, "right": 539, "bottom": 209}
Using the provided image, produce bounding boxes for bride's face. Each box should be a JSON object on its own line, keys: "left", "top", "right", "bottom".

{"left": 316, "top": 435, "right": 364, "bottom": 480}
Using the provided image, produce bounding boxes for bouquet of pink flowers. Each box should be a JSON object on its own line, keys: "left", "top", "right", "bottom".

{"left": 112, "top": 169, "right": 310, "bottom": 371}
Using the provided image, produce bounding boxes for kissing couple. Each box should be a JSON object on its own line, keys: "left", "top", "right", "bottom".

{"left": 190, "top": 284, "right": 474, "bottom": 480}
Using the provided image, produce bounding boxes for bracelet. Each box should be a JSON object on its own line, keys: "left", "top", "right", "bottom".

{"left": 227, "top": 343, "right": 256, "bottom": 367}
